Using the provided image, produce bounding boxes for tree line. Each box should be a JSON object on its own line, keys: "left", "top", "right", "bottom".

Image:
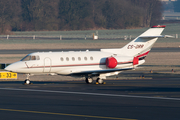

{"left": 0, "top": 0, "right": 162, "bottom": 34}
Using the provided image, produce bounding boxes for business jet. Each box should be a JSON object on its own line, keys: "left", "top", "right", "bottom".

{"left": 5, "top": 25, "right": 169, "bottom": 84}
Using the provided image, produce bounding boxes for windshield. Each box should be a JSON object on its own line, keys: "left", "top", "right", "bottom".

{"left": 21, "top": 55, "right": 40, "bottom": 61}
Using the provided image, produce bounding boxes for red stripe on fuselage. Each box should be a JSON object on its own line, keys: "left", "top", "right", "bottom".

{"left": 136, "top": 51, "right": 150, "bottom": 58}
{"left": 29, "top": 61, "right": 133, "bottom": 69}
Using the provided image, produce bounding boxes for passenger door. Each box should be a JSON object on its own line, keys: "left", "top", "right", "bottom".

{"left": 43, "top": 57, "right": 52, "bottom": 73}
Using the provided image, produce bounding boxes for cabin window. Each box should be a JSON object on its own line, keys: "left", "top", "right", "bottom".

{"left": 66, "top": 57, "right": 69, "bottom": 61}
{"left": 21, "top": 55, "right": 40, "bottom": 61}
{"left": 90, "top": 56, "right": 93, "bottom": 60}
{"left": 84, "top": 57, "right": 87, "bottom": 61}
{"left": 78, "top": 57, "right": 81, "bottom": 61}
{"left": 72, "top": 57, "right": 75, "bottom": 61}
{"left": 60, "top": 57, "right": 64, "bottom": 61}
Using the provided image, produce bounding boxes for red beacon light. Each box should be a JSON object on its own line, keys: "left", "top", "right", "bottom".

{"left": 151, "top": 25, "right": 166, "bottom": 28}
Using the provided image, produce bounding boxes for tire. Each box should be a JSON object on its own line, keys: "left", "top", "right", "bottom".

{"left": 85, "top": 77, "right": 93, "bottom": 84}
{"left": 24, "top": 79, "right": 30, "bottom": 84}
{"left": 96, "top": 78, "right": 103, "bottom": 84}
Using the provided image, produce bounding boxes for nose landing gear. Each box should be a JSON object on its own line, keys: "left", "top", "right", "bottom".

{"left": 24, "top": 79, "right": 31, "bottom": 84}
{"left": 24, "top": 74, "right": 31, "bottom": 85}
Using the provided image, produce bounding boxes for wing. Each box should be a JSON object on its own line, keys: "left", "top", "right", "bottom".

{"left": 69, "top": 67, "right": 134, "bottom": 76}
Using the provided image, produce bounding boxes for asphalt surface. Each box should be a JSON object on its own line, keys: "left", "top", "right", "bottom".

{"left": 0, "top": 72, "right": 180, "bottom": 120}
{"left": 0, "top": 47, "right": 179, "bottom": 54}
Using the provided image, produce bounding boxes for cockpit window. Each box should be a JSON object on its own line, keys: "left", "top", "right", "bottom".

{"left": 31, "top": 56, "right": 36, "bottom": 60}
{"left": 21, "top": 55, "right": 40, "bottom": 61}
{"left": 36, "top": 56, "right": 40, "bottom": 60}
{"left": 21, "top": 55, "right": 31, "bottom": 61}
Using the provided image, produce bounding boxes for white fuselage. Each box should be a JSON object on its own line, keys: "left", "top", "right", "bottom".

{"left": 5, "top": 50, "right": 144, "bottom": 76}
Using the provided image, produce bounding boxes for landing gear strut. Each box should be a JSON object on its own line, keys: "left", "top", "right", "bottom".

{"left": 24, "top": 74, "right": 31, "bottom": 85}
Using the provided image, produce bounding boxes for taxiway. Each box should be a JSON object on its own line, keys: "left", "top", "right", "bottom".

{"left": 0, "top": 72, "right": 180, "bottom": 120}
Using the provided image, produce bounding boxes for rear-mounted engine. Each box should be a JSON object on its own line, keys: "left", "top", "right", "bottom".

{"left": 106, "top": 57, "right": 117, "bottom": 68}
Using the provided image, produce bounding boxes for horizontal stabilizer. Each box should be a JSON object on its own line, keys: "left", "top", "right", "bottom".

{"left": 139, "top": 35, "right": 174, "bottom": 38}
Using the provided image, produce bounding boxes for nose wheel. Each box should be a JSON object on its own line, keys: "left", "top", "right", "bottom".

{"left": 24, "top": 74, "right": 31, "bottom": 85}
{"left": 24, "top": 79, "right": 31, "bottom": 84}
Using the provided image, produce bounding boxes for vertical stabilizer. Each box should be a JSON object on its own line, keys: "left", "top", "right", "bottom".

{"left": 120, "top": 25, "right": 166, "bottom": 57}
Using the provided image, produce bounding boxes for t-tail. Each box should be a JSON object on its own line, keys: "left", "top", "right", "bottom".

{"left": 101, "top": 25, "right": 167, "bottom": 60}
{"left": 121, "top": 25, "right": 166, "bottom": 58}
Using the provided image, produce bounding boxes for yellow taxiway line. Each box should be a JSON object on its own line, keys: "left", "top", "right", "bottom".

{"left": 0, "top": 108, "right": 137, "bottom": 120}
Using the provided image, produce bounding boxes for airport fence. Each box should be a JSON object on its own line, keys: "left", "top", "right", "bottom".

{"left": 0, "top": 34, "right": 178, "bottom": 40}
{"left": 0, "top": 35, "right": 140, "bottom": 40}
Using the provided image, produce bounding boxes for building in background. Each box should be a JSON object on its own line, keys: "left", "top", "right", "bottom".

{"left": 160, "top": 0, "right": 180, "bottom": 20}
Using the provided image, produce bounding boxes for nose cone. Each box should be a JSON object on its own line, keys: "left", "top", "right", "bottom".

{"left": 5, "top": 61, "right": 24, "bottom": 72}
{"left": 5, "top": 64, "right": 17, "bottom": 72}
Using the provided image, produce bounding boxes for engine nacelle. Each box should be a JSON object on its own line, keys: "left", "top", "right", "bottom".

{"left": 106, "top": 56, "right": 139, "bottom": 68}
{"left": 106, "top": 57, "right": 117, "bottom": 68}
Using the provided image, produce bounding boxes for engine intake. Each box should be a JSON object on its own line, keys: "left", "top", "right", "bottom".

{"left": 106, "top": 57, "right": 117, "bottom": 68}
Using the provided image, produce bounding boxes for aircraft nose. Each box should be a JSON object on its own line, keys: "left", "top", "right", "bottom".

{"left": 5, "top": 61, "right": 27, "bottom": 73}
{"left": 5, "top": 64, "right": 16, "bottom": 72}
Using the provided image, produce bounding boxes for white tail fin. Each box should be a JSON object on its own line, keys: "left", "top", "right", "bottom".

{"left": 101, "top": 25, "right": 166, "bottom": 58}
{"left": 121, "top": 25, "right": 166, "bottom": 57}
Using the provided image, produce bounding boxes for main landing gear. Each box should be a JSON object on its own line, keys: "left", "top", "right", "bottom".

{"left": 24, "top": 74, "right": 31, "bottom": 85}
{"left": 85, "top": 77, "right": 105, "bottom": 84}
{"left": 96, "top": 78, "right": 104, "bottom": 84}
{"left": 85, "top": 77, "right": 93, "bottom": 84}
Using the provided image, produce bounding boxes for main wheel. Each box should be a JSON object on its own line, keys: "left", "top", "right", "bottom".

{"left": 24, "top": 79, "right": 31, "bottom": 84}
{"left": 85, "top": 77, "right": 93, "bottom": 84}
{"left": 96, "top": 78, "right": 103, "bottom": 84}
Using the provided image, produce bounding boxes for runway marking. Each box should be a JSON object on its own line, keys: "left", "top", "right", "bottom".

{"left": 0, "top": 87, "right": 180, "bottom": 101}
{"left": 0, "top": 108, "right": 136, "bottom": 120}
